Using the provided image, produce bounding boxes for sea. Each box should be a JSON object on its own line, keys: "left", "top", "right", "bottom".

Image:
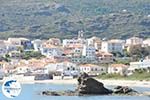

{"left": 0, "top": 83, "right": 150, "bottom": 100}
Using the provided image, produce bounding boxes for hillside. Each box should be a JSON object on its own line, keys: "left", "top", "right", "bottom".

{"left": 0, "top": 0, "right": 150, "bottom": 39}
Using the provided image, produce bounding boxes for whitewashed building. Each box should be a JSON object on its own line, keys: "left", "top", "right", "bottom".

{"left": 126, "top": 37, "right": 143, "bottom": 46}
{"left": 87, "top": 36, "right": 102, "bottom": 50}
{"left": 143, "top": 39, "right": 150, "bottom": 47}
{"left": 129, "top": 59, "right": 150, "bottom": 70}
{"left": 96, "top": 51, "right": 113, "bottom": 64}
{"left": 79, "top": 64, "right": 106, "bottom": 75}
{"left": 47, "top": 38, "right": 61, "bottom": 46}
{"left": 15, "top": 66, "right": 31, "bottom": 74}
{"left": 63, "top": 39, "right": 86, "bottom": 48}
{"left": 63, "top": 31, "right": 86, "bottom": 48}
{"left": 108, "top": 64, "right": 128, "bottom": 75}
{"left": 82, "top": 45, "right": 96, "bottom": 61}
{"left": 40, "top": 46, "right": 63, "bottom": 58}
{"left": 0, "top": 45, "right": 7, "bottom": 57}
{"left": 7, "top": 38, "right": 32, "bottom": 49}
{"left": 32, "top": 39, "right": 42, "bottom": 51}
{"left": 6, "top": 44, "right": 18, "bottom": 52}
{"left": 101, "top": 39, "right": 124, "bottom": 54}
{"left": 45, "top": 61, "right": 79, "bottom": 76}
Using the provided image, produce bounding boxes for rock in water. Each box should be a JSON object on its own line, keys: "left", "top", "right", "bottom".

{"left": 76, "top": 73, "right": 113, "bottom": 95}
{"left": 113, "top": 86, "right": 138, "bottom": 95}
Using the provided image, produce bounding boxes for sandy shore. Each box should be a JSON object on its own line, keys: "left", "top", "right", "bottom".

{"left": 0, "top": 79, "right": 150, "bottom": 88}
{"left": 96, "top": 79, "right": 150, "bottom": 88}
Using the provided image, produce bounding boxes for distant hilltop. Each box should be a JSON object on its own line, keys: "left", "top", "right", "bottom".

{"left": 0, "top": 0, "right": 149, "bottom": 39}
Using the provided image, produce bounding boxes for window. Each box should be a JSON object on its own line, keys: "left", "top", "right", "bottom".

{"left": 114, "top": 68, "right": 118, "bottom": 71}
{"left": 72, "top": 68, "right": 75, "bottom": 70}
{"left": 95, "top": 68, "right": 97, "bottom": 71}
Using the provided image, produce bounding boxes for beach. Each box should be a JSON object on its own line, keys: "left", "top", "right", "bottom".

{"left": 1, "top": 79, "right": 149, "bottom": 88}
{"left": 35, "top": 79, "right": 150, "bottom": 88}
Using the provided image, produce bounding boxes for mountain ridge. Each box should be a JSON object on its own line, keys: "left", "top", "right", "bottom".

{"left": 0, "top": 0, "right": 149, "bottom": 39}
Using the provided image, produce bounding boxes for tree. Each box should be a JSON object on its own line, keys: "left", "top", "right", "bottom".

{"left": 3, "top": 54, "right": 11, "bottom": 62}
{"left": 22, "top": 51, "right": 44, "bottom": 60}
{"left": 111, "top": 52, "right": 124, "bottom": 57}
{"left": 129, "top": 45, "right": 150, "bottom": 61}
{"left": 17, "top": 46, "right": 24, "bottom": 53}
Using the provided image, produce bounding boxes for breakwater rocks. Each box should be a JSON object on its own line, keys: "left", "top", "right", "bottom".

{"left": 41, "top": 73, "right": 143, "bottom": 96}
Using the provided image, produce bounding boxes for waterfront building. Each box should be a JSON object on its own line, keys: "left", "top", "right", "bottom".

{"left": 129, "top": 59, "right": 150, "bottom": 70}
{"left": 79, "top": 64, "right": 106, "bottom": 75}
{"left": 45, "top": 61, "right": 79, "bottom": 76}
{"left": 108, "top": 64, "right": 128, "bottom": 75}
{"left": 15, "top": 66, "right": 31, "bottom": 74}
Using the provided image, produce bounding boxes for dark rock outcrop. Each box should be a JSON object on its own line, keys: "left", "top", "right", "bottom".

{"left": 41, "top": 73, "right": 142, "bottom": 96}
{"left": 113, "top": 86, "right": 138, "bottom": 95}
{"left": 42, "top": 90, "right": 77, "bottom": 96}
{"left": 76, "top": 73, "right": 113, "bottom": 95}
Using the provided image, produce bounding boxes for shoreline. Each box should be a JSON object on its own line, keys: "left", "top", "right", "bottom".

{"left": 0, "top": 79, "right": 150, "bottom": 88}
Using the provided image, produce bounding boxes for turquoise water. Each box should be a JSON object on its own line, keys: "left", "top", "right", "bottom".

{"left": 0, "top": 83, "right": 150, "bottom": 100}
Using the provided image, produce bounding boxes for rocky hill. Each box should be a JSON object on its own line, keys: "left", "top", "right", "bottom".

{"left": 0, "top": 0, "right": 150, "bottom": 39}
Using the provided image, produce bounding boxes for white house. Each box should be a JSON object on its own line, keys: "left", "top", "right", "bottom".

{"left": 8, "top": 51, "right": 23, "bottom": 59}
{"left": 143, "top": 39, "right": 150, "bottom": 47}
{"left": 6, "top": 44, "right": 18, "bottom": 52}
{"left": 79, "top": 64, "right": 106, "bottom": 75}
{"left": 32, "top": 39, "right": 42, "bottom": 51}
{"left": 126, "top": 37, "right": 143, "bottom": 46}
{"left": 0, "top": 44, "right": 7, "bottom": 57}
{"left": 71, "top": 55, "right": 88, "bottom": 64}
{"left": 108, "top": 64, "right": 128, "bottom": 75}
{"left": 63, "top": 39, "right": 86, "bottom": 48}
{"left": 7, "top": 38, "right": 22, "bottom": 46}
{"left": 63, "top": 31, "right": 86, "bottom": 48}
{"left": 82, "top": 45, "right": 96, "bottom": 61}
{"left": 129, "top": 59, "right": 150, "bottom": 70}
{"left": 96, "top": 51, "right": 113, "bottom": 64}
{"left": 45, "top": 61, "right": 79, "bottom": 76}
{"left": 7, "top": 38, "right": 32, "bottom": 50}
{"left": 73, "top": 47, "right": 83, "bottom": 56}
{"left": 87, "top": 36, "right": 102, "bottom": 50}
{"left": 15, "top": 66, "right": 31, "bottom": 74}
{"left": 47, "top": 38, "right": 61, "bottom": 46}
{"left": 40, "top": 46, "right": 63, "bottom": 58}
{"left": 101, "top": 39, "right": 124, "bottom": 54}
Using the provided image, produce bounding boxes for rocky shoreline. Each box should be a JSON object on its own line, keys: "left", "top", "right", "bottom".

{"left": 41, "top": 73, "right": 150, "bottom": 96}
